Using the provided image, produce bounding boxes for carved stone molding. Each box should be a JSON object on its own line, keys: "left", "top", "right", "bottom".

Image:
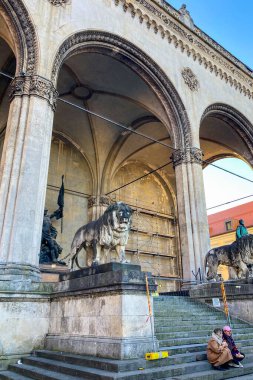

{"left": 88, "top": 195, "right": 111, "bottom": 209}
{"left": 47, "top": 0, "right": 70, "bottom": 5}
{"left": 1, "top": 0, "right": 38, "bottom": 74}
{"left": 171, "top": 147, "right": 203, "bottom": 167}
{"left": 201, "top": 103, "right": 253, "bottom": 155}
{"left": 114, "top": 0, "right": 253, "bottom": 99}
{"left": 51, "top": 30, "right": 192, "bottom": 148}
{"left": 9, "top": 75, "right": 58, "bottom": 111}
{"left": 181, "top": 67, "right": 199, "bottom": 91}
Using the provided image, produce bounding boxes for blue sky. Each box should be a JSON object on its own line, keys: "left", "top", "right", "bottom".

{"left": 167, "top": 0, "right": 253, "bottom": 69}
{"left": 167, "top": 1, "right": 253, "bottom": 214}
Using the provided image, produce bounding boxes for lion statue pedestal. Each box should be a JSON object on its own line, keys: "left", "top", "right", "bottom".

{"left": 190, "top": 278, "right": 253, "bottom": 325}
{"left": 45, "top": 262, "right": 158, "bottom": 359}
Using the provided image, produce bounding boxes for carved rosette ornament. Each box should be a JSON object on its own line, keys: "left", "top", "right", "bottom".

{"left": 181, "top": 67, "right": 199, "bottom": 92}
{"left": 9, "top": 75, "right": 58, "bottom": 111}
{"left": 47, "top": 0, "right": 70, "bottom": 5}
{"left": 171, "top": 147, "right": 203, "bottom": 167}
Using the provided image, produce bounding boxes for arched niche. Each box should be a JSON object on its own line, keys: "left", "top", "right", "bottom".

{"left": 200, "top": 103, "right": 253, "bottom": 166}
{"left": 45, "top": 135, "right": 93, "bottom": 254}
{"left": 109, "top": 161, "right": 180, "bottom": 291}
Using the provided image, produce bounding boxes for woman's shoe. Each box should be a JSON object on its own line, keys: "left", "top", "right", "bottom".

{"left": 228, "top": 362, "right": 240, "bottom": 368}
{"left": 212, "top": 365, "right": 226, "bottom": 371}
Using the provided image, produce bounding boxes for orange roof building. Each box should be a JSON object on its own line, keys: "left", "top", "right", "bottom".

{"left": 207, "top": 201, "right": 253, "bottom": 280}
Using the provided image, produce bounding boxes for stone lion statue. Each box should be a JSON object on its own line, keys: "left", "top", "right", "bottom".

{"left": 68, "top": 202, "right": 133, "bottom": 269}
{"left": 205, "top": 234, "right": 253, "bottom": 281}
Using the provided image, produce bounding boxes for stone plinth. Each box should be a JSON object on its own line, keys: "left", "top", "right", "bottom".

{"left": 40, "top": 263, "right": 69, "bottom": 282}
{"left": 0, "top": 281, "right": 53, "bottom": 370}
{"left": 45, "top": 263, "right": 157, "bottom": 359}
{"left": 189, "top": 279, "right": 253, "bottom": 324}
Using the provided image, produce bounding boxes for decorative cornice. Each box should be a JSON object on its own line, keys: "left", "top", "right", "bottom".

{"left": 51, "top": 30, "right": 192, "bottom": 148}
{"left": 114, "top": 0, "right": 253, "bottom": 99}
{"left": 1, "top": 0, "right": 38, "bottom": 74}
{"left": 9, "top": 75, "right": 58, "bottom": 111}
{"left": 47, "top": 0, "right": 70, "bottom": 5}
{"left": 181, "top": 67, "right": 199, "bottom": 91}
{"left": 171, "top": 147, "right": 203, "bottom": 167}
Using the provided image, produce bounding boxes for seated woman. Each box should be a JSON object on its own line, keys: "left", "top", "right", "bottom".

{"left": 223, "top": 325, "right": 245, "bottom": 368}
{"left": 207, "top": 328, "right": 233, "bottom": 370}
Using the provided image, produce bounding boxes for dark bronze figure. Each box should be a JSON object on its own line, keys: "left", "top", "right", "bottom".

{"left": 39, "top": 208, "right": 64, "bottom": 264}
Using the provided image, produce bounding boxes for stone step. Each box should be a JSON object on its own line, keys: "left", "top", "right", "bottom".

{"left": 231, "top": 375, "right": 253, "bottom": 380}
{"left": 2, "top": 363, "right": 87, "bottom": 380}
{"left": 156, "top": 329, "right": 253, "bottom": 339}
{"left": 155, "top": 325, "right": 253, "bottom": 333}
{"left": 156, "top": 328, "right": 253, "bottom": 342}
{"left": 160, "top": 343, "right": 253, "bottom": 356}
{"left": 154, "top": 311, "right": 226, "bottom": 317}
{"left": 20, "top": 357, "right": 116, "bottom": 379}
{"left": 159, "top": 336, "right": 253, "bottom": 347}
{"left": 160, "top": 343, "right": 207, "bottom": 355}
{"left": 35, "top": 350, "right": 148, "bottom": 373}
{"left": 153, "top": 298, "right": 219, "bottom": 311}
{"left": 0, "top": 358, "right": 214, "bottom": 380}
{"left": 0, "top": 372, "right": 31, "bottom": 380}
{"left": 3, "top": 351, "right": 253, "bottom": 380}
{"left": 154, "top": 314, "right": 228, "bottom": 323}
{"left": 162, "top": 361, "right": 253, "bottom": 380}
{"left": 116, "top": 358, "right": 253, "bottom": 380}
{"left": 154, "top": 321, "right": 235, "bottom": 329}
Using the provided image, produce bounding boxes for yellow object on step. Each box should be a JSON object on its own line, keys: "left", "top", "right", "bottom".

{"left": 145, "top": 351, "right": 169, "bottom": 360}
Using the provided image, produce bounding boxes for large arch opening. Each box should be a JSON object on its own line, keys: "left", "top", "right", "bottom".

{"left": 46, "top": 32, "right": 190, "bottom": 290}
{"left": 201, "top": 104, "right": 253, "bottom": 280}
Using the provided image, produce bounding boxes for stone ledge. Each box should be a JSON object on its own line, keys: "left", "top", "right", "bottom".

{"left": 52, "top": 263, "right": 156, "bottom": 297}
{"left": 45, "top": 334, "right": 156, "bottom": 359}
{"left": 190, "top": 279, "right": 253, "bottom": 301}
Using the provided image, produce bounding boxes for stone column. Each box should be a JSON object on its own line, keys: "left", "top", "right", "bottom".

{"left": 172, "top": 147, "right": 210, "bottom": 282}
{"left": 87, "top": 195, "right": 111, "bottom": 221}
{"left": 0, "top": 75, "right": 57, "bottom": 282}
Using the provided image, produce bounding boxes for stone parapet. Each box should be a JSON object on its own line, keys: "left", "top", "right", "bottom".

{"left": 190, "top": 280, "right": 253, "bottom": 324}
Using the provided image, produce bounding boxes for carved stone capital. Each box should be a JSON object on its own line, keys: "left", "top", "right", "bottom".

{"left": 190, "top": 147, "right": 203, "bottom": 165}
{"left": 181, "top": 67, "right": 199, "bottom": 91}
{"left": 171, "top": 147, "right": 203, "bottom": 167}
{"left": 47, "top": 0, "right": 70, "bottom": 5}
{"left": 88, "top": 195, "right": 111, "bottom": 209}
{"left": 9, "top": 75, "right": 58, "bottom": 111}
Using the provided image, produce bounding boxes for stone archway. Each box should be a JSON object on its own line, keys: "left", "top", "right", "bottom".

{"left": 201, "top": 103, "right": 253, "bottom": 166}
{"left": 51, "top": 30, "right": 192, "bottom": 150}
{"left": 0, "top": 0, "right": 38, "bottom": 74}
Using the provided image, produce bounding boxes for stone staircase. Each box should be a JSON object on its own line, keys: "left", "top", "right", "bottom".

{"left": 1, "top": 295, "right": 253, "bottom": 379}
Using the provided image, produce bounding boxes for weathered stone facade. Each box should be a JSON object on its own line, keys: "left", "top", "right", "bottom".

{"left": 0, "top": 0, "right": 252, "bottom": 365}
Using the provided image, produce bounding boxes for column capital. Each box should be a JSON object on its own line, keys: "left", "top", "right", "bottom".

{"left": 171, "top": 147, "right": 203, "bottom": 168}
{"left": 9, "top": 75, "right": 58, "bottom": 111}
{"left": 88, "top": 195, "right": 111, "bottom": 209}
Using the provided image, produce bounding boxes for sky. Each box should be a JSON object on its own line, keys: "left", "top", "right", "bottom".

{"left": 167, "top": 0, "right": 253, "bottom": 69}
{"left": 167, "top": 0, "right": 253, "bottom": 215}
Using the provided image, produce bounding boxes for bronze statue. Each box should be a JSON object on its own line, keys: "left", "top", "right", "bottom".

{"left": 67, "top": 202, "right": 133, "bottom": 269}
{"left": 205, "top": 235, "right": 253, "bottom": 281}
{"left": 39, "top": 209, "right": 64, "bottom": 264}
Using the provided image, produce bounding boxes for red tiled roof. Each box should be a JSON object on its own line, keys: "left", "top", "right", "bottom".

{"left": 208, "top": 201, "right": 253, "bottom": 237}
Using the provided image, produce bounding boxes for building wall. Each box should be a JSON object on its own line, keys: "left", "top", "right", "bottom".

{"left": 208, "top": 202, "right": 253, "bottom": 280}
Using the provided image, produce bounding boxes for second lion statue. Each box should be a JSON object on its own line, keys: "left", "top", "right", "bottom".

{"left": 68, "top": 202, "right": 133, "bottom": 269}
